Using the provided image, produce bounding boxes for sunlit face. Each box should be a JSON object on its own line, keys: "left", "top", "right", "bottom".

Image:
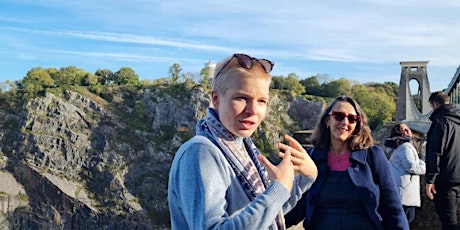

{"left": 326, "top": 101, "right": 358, "bottom": 144}
{"left": 212, "top": 75, "right": 270, "bottom": 138}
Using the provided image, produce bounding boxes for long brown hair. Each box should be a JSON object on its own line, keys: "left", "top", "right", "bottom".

{"left": 309, "top": 95, "right": 374, "bottom": 150}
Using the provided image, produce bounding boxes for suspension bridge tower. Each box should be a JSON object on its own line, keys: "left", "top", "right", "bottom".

{"left": 395, "top": 61, "right": 431, "bottom": 122}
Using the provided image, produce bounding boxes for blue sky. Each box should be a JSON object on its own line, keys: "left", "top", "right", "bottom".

{"left": 1, "top": 0, "right": 460, "bottom": 91}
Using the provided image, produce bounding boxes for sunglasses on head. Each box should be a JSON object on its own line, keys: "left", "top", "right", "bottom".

{"left": 329, "top": 111, "right": 361, "bottom": 124}
{"left": 214, "top": 53, "right": 274, "bottom": 78}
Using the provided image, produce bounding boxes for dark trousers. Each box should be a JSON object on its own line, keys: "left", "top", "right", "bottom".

{"left": 433, "top": 183, "right": 460, "bottom": 230}
{"left": 403, "top": 206, "right": 415, "bottom": 224}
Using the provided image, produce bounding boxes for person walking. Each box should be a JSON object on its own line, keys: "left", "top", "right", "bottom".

{"left": 168, "top": 53, "right": 317, "bottom": 230}
{"left": 426, "top": 91, "right": 460, "bottom": 230}
{"left": 384, "top": 123, "right": 426, "bottom": 224}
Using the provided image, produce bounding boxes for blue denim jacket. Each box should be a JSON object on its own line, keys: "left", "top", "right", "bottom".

{"left": 305, "top": 146, "right": 409, "bottom": 230}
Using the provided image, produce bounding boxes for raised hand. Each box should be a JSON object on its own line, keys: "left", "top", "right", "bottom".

{"left": 258, "top": 147, "right": 295, "bottom": 192}
{"left": 277, "top": 134, "right": 318, "bottom": 178}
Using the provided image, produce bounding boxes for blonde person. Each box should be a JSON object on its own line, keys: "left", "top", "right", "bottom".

{"left": 168, "top": 53, "right": 317, "bottom": 230}
{"left": 384, "top": 123, "right": 426, "bottom": 224}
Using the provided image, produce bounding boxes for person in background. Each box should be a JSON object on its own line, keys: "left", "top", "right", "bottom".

{"left": 384, "top": 123, "right": 426, "bottom": 224}
{"left": 168, "top": 53, "right": 317, "bottom": 230}
{"left": 287, "top": 95, "right": 409, "bottom": 230}
{"left": 425, "top": 91, "right": 460, "bottom": 230}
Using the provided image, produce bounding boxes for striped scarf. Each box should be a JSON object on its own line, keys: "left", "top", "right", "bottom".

{"left": 197, "top": 108, "right": 285, "bottom": 230}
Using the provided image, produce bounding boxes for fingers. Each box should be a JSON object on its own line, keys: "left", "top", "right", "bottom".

{"left": 426, "top": 184, "right": 436, "bottom": 200}
{"left": 258, "top": 148, "right": 295, "bottom": 192}
{"left": 257, "top": 154, "right": 277, "bottom": 183}
{"left": 277, "top": 135, "right": 308, "bottom": 168}
{"left": 281, "top": 135, "right": 306, "bottom": 160}
{"left": 275, "top": 148, "right": 294, "bottom": 191}
{"left": 277, "top": 147, "right": 303, "bottom": 168}
{"left": 258, "top": 149, "right": 292, "bottom": 173}
{"left": 279, "top": 145, "right": 292, "bottom": 164}
{"left": 258, "top": 154, "right": 275, "bottom": 171}
{"left": 275, "top": 146, "right": 293, "bottom": 166}
{"left": 284, "top": 134, "right": 304, "bottom": 152}
{"left": 425, "top": 186, "right": 432, "bottom": 200}
{"left": 277, "top": 135, "right": 318, "bottom": 178}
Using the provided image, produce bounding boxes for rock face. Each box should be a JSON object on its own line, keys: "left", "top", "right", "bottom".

{"left": 0, "top": 85, "right": 323, "bottom": 229}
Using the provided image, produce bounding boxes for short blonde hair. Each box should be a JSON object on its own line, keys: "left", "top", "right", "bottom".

{"left": 211, "top": 55, "right": 272, "bottom": 94}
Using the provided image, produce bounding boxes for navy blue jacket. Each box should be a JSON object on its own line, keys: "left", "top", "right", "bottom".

{"left": 304, "top": 146, "right": 409, "bottom": 230}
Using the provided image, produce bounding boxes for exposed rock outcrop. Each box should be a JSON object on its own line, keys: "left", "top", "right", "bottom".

{"left": 0, "top": 85, "right": 322, "bottom": 229}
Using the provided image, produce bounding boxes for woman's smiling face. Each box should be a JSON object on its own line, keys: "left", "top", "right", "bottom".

{"left": 326, "top": 101, "right": 358, "bottom": 143}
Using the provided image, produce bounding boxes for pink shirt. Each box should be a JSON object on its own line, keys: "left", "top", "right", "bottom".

{"left": 327, "top": 152, "right": 352, "bottom": 171}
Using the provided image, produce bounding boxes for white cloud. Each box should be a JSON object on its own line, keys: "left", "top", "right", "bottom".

{"left": 46, "top": 49, "right": 203, "bottom": 63}
{"left": 2, "top": 0, "right": 460, "bottom": 91}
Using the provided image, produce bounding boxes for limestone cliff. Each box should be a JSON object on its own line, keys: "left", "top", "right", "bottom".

{"left": 0, "top": 84, "right": 322, "bottom": 229}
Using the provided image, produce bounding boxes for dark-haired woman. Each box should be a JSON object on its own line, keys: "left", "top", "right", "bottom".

{"left": 384, "top": 123, "right": 425, "bottom": 224}
{"left": 298, "top": 95, "right": 409, "bottom": 230}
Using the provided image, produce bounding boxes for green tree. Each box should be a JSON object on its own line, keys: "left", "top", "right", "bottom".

{"left": 199, "top": 67, "right": 211, "bottom": 91}
{"left": 382, "top": 82, "right": 399, "bottom": 100}
{"left": 0, "top": 83, "right": 4, "bottom": 93}
{"left": 271, "top": 73, "right": 304, "bottom": 96}
{"left": 316, "top": 73, "right": 331, "bottom": 85}
{"left": 300, "top": 76, "right": 321, "bottom": 95}
{"left": 95, "top": 69, "right": 114, "bottom": 85}
{"left": 350, "top": 84, "right": 369, "bottom": 100}
{"left": 271, "top": 76, "right": 284, "bottom": 90}
{"left": 169, "top": 63, "right": 182, "bottom": 84}
{"left": 181, "top": 72, "right": 195, "bottom": 84}
{"left": 351, "top": 84, "right": 395, "bottom": 129}
{"left": 0, "top": 80, "right": 15, "bottom": 93}
{"left": 21, "top": 67, "right": 55, "bottom": 92}
{"left": 152, "top": 77, "right": 171, "bottom": 85}
{"left": 366, "top": 82, "right": 398, "bottom": 101}
{"left": 55, "top": 66, "right": 87, "bottom": 86}
{"left": 47, "top": 68, "right": 59, "bottom": 81}
{"left": 360, "top": 92, "right": 395, "bottom": 129}
{"left": 321, "top": 78, "right": 352, "bottom": 97}
{"left": 139, "top": 79, "right": 154, "bottom": 86}
{"left": 113, "top": 67, "right": 140, "bottom": 85}
{"left": 285, "top": 73, "right": 305, "bottom": 96}
{"left": 81, "top": 73, "right": 98, "bottom": 86}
